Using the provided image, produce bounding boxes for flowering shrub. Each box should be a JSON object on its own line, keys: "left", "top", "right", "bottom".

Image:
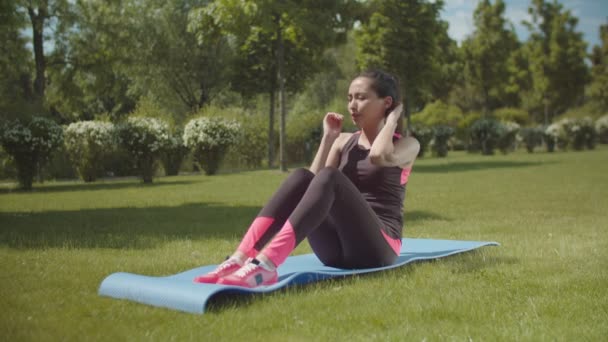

{"left": 64, "top": 121, "right": 115, "bottom": 182}
{"left": 0, "top": 117, "right": 63, "bottom": 190}
{"left": 116, "top": 117, "right": 171, "bottom": 183}
{"left": 544, "top": 118, "right": 596, "bottom": 151}
{"left": 183, "top": 117, "right": 240, "bottom": 175}
{"left": 597, "top": 115, "right": 608, "bottom": 144}
{"left": 470, "top": 118, "right": 502, "bottom": 155}
{"left": 410, "top": 124, "right": 433, "bottom": 157}
{"left": 161, "top": 129, "right": 189, "bottom": 176}
{"left": 519, "top": 127, "right": 544, "bottom": 153}
{"left": 544, "top": 121, "right": 567, "bottom": 152}
{"left": 569, "top": 117, "right": 596, "bottom": 150}
{"left": 431, "top": 125, "right": 454, "bottom": 157}
{"left": 497, "top": 121, "right": 520, "bottom": 154}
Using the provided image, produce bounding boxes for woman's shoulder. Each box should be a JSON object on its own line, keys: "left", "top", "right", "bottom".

{"left": 334, "top": 132, "right": 355, "bottom": 150}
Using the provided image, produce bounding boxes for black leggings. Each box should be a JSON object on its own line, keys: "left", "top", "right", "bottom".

{"left": 237, "top": 167, "right": 399, "bottom": 269}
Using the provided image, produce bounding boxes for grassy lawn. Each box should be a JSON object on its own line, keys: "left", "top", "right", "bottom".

{"left": 1, "top": 147, "right": 607, "bottom": 341}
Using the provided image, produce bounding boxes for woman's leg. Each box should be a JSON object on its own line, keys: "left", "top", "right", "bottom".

{"left": 235, "top": 168, "right": 314, "bottom": 258}
{"left": 194, "top": 168, "right": 314, "bottom": 284}
{"left": 261, "top": 167, "right": 398, "bottom": 269}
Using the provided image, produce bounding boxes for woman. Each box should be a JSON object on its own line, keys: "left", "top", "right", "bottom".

{"left": 194, "top": 70, "right": 420, "bottom": 288}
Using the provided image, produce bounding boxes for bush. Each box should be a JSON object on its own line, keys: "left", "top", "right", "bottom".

{"left": 493, "top": 108, "right": 529, "bottom": 125}
{"left": 414, "top": 100, "right": 463, "bottom": 127}
{"left": 286, "top": 111, "right": 323, "bottom": 165}
{"left": 64, "top": 121, "right": 115, "bottom": 182}
{"left": 410, "top": 124, "right": 433, "bottom": 157}
{"left": 116, "top": 117, "right": 171, "bottom": 183}
{"left": 431, "top": 125, "right": 454, "bottom": 157}
{"left": 183, "top": 117, "right": 240, "bottom": 175}
{"left": 470, "top": 118, "right": 502, "bottom": 155}
{"left": 235, "top": 113, "right": 269, "bottom": 169}
{"left": 597, "top": 115, "right": 608, "bottom": 144}
{"left": 544, "top": 118, "right": 597, "bottom": 152}
{"left": 569, "top": 117, "right": 597, "bottom": 151}
{"left": 0, "top": 116, "right": 63, "bottom": 190}
{"left": 161, "top": 128, "right": 189, "bottom": 176}
{"left": 544, "top": 121, "right": 567, "bottom": 152}
{"left": 458, "top": 112, "right": 481, "bottom": 151}
{"left": 519, "top": 127, "right": 544, "bottom": 153}
{"left": 497, "top": 121, "right": 520, "bottom": 154}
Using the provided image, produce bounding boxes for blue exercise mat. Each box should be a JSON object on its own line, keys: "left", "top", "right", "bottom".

{"left": 99, "top": 238, "right": 498, "bottom": 314}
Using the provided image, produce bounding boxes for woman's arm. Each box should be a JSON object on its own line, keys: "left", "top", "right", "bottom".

{"left": 369, "top": 104, "right": 420, "bottom": 168}
{"left": 309, "top": 113, "right": 343, "bottom": 174}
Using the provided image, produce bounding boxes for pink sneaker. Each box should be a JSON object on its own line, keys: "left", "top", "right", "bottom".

{"left": 193, "top": 257, "right": 244, "bottom": 284}
{"left": 217, "top": 259, "right": 278, "bottom": 288}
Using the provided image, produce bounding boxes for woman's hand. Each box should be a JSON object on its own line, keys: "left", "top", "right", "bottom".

{"left": 323, "top": 112, "right": 343, "bottom": 139}
{"left": 386, "top": 104, "right": 403, "bottom": 125}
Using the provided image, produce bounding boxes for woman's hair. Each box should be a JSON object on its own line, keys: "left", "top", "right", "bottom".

{"left": 357, "top": 69, "right": 401, "bottom": 117}
{"left": 357, "top": 69, "right": 403, "bottom": 134}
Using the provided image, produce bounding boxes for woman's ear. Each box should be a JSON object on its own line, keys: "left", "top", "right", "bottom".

{"left": 384, "top": 96, "right": 394, "bottom": 110}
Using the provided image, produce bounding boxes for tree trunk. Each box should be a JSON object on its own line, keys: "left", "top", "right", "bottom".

{"left": 28, "top": 4, "right": 47, "bottom": 102}
{"left": 277, "top": 22, "right": 287, "bottom": 172}
{"left": 268, "top": 89, "right": 275, "bottom": 168}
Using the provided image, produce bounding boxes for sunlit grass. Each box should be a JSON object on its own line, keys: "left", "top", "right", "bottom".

{"left": 1, "top": 147, "right": 607, "bottom": 341}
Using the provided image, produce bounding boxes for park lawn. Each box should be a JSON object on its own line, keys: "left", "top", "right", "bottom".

{"left": 1, "top": 147, "right": 607, "bottom": 341}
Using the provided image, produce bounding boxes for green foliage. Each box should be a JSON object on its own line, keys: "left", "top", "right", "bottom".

{"left": 431, "top": 125, "right": 454, "bottom": 157}
{"left": 569, "top": 118, "right": 597, "bottom": 151}
{"left": 589, "top": 22, "right": 608, "bottom": 112}
{"left": 116, "top": 117, "right": 171, "bottom": 183}
{"left": 410, "top": 124, "right": 433, "bottom": 157}
{"left": 0, "top": 117, "right": 63, "bottom": 189}
{"left": 461, "top": 0, "right": 520, "bottom": 112}
{"left": 63, "top": 121, "right": 115, "bottom": 182}
{"left": 523, "top": 0, "right": 589, "bottom": 122}
{"left": 356, "top": 0, "right": 446, "bottom": 121}
{"left": 183, "top": 116, "right": 240, "bottom": 175}
{"left": 161, "top": 129, "right": 189, "bottom": 176}
{"left": 0, "top": 0, "right": 34, "bottom": 117}
{"left": 545, "top": 117, "right": 596, "bottom": 151}
{"left": 234, "top": 113, "right": 269, "bottom": 169}
{"left": 413, "top": 100, "right": 463, "bottom": 127}
{"left": 519, "top": 127, "right": 544, "bottom": 153}
{"left": 497, "top": 121, "right": 520, "bottom": 154}
{"left": 596, "top": 115, "right": 608, "bottom": 144}
{"left": 286, "top": 111, "right": 323, "bottom": 165}
{"left": 493, "top": 107, "right": 529, "bottom": 125}
{"left": 470, "top": 118, "right": 502, "bottom": 155}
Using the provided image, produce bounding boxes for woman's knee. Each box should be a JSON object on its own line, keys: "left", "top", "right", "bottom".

{"left": 287, "top": 168, "right": 315, "bottom": 184}
{"left": 313, "top": 167, "right": 341, "bottom": 185}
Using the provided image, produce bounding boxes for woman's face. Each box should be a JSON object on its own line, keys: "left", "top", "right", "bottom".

{"left": 348, "top": 77, "right": 392, "bottom": 128}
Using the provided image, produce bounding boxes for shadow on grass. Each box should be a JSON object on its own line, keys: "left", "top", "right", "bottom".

{"left": 0, "top": 205, "right": 446, "bottom": 250}
{"left": 0, "top": 203, "right": 261, "bottom": 249}
{"left": 414, "top": 160, "right": 552, "bottom": 173}
{"left": 0, "top": 179, "right": 201, "bottom": 195}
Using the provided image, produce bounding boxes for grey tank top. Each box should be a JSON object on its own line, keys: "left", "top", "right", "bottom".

{"left": 337, "top": 132, "right": 408, "bottom": 239}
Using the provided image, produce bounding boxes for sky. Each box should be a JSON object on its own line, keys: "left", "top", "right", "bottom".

{"left": 439, "top": 0, "right": 607, "bottom": 51}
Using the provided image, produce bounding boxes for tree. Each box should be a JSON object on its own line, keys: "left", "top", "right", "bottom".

{"left": 523, "top": 0, "right": 589, "bottom": 124}
{"left": 356, "top": 0, "right": 446, "bottom": 129}
{"left": 0, "top": 0, "right": 34, "bottom": 117}
{"left": 20, "top": 0, "right": 72, "bottom": 106}
{"left": 460, "top": 0, "right": 519, "bottom": 115}
{"left": 589, "top": 21, "right": 608, "bottom": 112}
{"left": 189, "top": 0, "right": 354, "bottom": 171}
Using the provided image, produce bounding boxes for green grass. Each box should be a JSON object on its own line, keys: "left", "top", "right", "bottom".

{"left": 1, "top": 147, "right": 607, "bottom": 341}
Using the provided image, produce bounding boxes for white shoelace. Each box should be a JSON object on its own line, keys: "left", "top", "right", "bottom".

{"left": 233, "top": 262, "right": 260, "bottom": 278}
{"left": 212, "top": 258, "right": 243, "bottom": 275}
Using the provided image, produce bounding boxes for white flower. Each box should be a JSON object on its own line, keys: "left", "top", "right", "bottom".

{"left": 183, "top": 117, "right": 240, "bottom": 150}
